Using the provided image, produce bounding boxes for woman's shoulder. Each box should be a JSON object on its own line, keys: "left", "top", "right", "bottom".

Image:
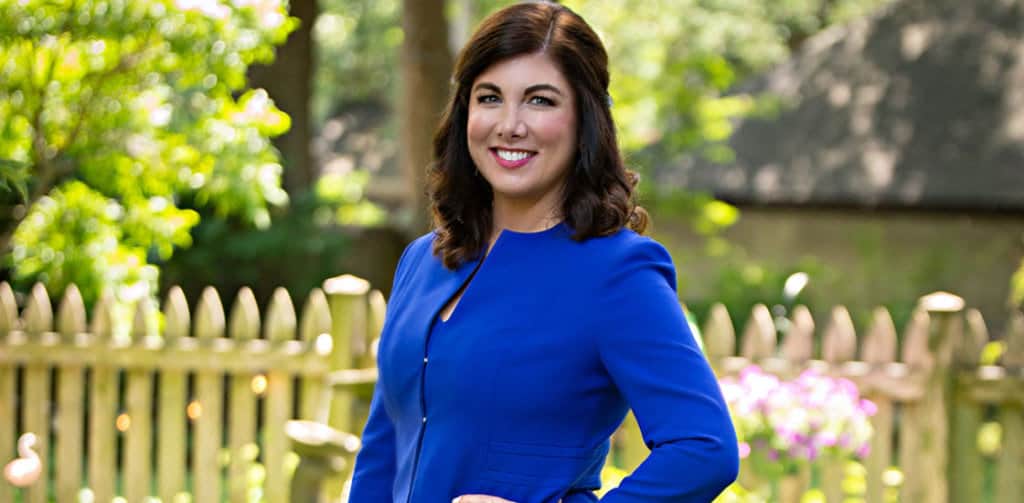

{"left": 573, "top": 227, "right": 678, "bottom": 291}
{"left": 578, "top": 226, "right": 673, "bottom": 265}
{"left": 404, "top": 231, "right": 437, "bottom": 260}
{"left": 390, "top": 231, "right": 438, "bottom": 288}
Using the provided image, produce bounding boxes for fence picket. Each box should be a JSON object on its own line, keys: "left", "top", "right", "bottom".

{"left": 88, "top": 292, "right": 118, "bottom": 502}
{"left": 0, "top": 283, "right": 18, "bottom": 503}
{"left": 822, "top": 306, "right": 856, "bottom": 364}
{"left": 22, "top": 283, "right": 53, "bottom": 503}
{"left": 702, "top": 303, "right": 735, "bottom": 365}
{"left": 781, "top": 305, "right": 814, "bottom": 362}
{"left": 366, "top": 288, "right": 385, "bottom": 368}
{"left": 158, "top": 286, "right": 190, "bottom": 502}
{"left": 299, "top": 288, "right": 331, "bottom": 422}
{"left": 324, "top": 275, "right": 371, "bottom": 498}
{"left": 820, "top": 306, "right": 857, "bottom": 502}
{"left": 264, "top": 288, "right": 297, "bottom": 503}
{"left": 900, "top": 305, "right": 934, "bottom": 503}
{"left": 901, "top": 293, "right": 963, "bottom": 503}
{"left": 994, "top": 311, "right": 1024, "bottom": 503}
{"left": 950, "top": 308, "right": 988, "bottom": 503}
{"left": 740, "top": 304, "right": 775, "bottom": 360}
{"left": 228, "top": 287, "right": 261, "bottom": 503}
{"left": 194, "top": 287, "right": 227, "bottom": 503}
{"left": 55, "top": 286, "right": 87, "bottom": 501}
{"left": 124, "top": 299, "right": 156, "bottom": 501}
{"left": 350, "top": 289, "right": 388, "bottom": 441}
{"left": 861, "top": 307, "right": 896, "bottom": 503}
{"left": 898, "top": 306, "right": 932, "bottom": 502}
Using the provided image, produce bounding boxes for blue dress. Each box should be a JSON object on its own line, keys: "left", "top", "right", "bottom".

{"left": 349, "top": 223, "right": 738, "bottom": 502}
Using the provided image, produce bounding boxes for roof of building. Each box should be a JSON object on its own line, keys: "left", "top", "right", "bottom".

{"left": 662, "top": 0, "right": 1024, "bottom": 211}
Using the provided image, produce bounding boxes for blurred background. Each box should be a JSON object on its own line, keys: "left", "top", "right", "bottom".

{"left": 3, "top": 1, "right": 1024, "bottom": 502}
{"left": 2, "top": 0, "right": 1023, "bottom": 344}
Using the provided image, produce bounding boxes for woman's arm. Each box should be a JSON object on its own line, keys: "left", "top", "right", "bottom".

{"left": 349, "top": 235, "right": 427, "bottom": 501}
{"left": 349, "top": 384, "right": 398, "bottom": 500}
{"left": 594, "top": 238, "right": 739, "bottom": 502}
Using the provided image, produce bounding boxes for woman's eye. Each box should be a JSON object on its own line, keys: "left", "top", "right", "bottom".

{"left": 529, "top": 96, "right": 555, "bottom": 106}
{"left": 477, "top": 94, "right": 500, "bottom": 104}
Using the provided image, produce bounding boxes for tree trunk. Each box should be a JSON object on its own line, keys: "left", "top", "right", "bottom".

{"left": 400, "top": 0, "right": 452, "bottom": 232}
{"left": 0, "top": 195, "right": 22, "bottom": 258}
{"left": 249, "top": 0, "right": 319, "bottom": 196}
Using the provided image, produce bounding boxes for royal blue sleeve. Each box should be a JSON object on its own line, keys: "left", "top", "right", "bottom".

{"left": 349, "top": 236, "right": 425, "bottom": 501}
{"left": 349, "top": 384, "right": 397, "bottom": 501}
{"left": 594, "top": 237, "right": 738, "bottom": 502}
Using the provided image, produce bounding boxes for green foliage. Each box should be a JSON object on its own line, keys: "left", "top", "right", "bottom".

{"left": 311, "top": 0, "right": 889, "bottom": 159}
{"left": 312, "top": 0, "right": 401, "bottom": 122}
{"left": 563, "top": 0, "right": 891, "bottom": 156}
{"left": 645, "top": 189, "right": 740, "bottom": 236}
{"left": 690, "top": 255, "right": 832, "bottom": 331}
{"left": 161, "top": 169, "right": 384, "bottom": 305}
{"left": 0, "top": 0, "right": 296, "bottom": 305}
{"left": 10, "top": 180, "right": 170, "bottom": 306}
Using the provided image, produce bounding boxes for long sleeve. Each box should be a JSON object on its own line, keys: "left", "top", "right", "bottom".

{"left": 594, "top": 238, "right": 739, "bottom": 502}
{"left": 349, "top": 380, "right": 397, "bottom": 500}
{"left": 349, "top": 237, "right": 424, "bottom": 501}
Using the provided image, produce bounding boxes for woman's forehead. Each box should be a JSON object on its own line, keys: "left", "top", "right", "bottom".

{"left": 472, "top": 53, "right": 571, "bottom": 92}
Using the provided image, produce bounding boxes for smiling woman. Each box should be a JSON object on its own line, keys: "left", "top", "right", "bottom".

{"left": 348, "top": 2, "right": 740, "bottom": 502}
{"left": 467, "top": 53, "right": 578, "bottom": 222}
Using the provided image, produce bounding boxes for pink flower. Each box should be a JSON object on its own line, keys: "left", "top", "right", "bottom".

{"left": 720, "top": 363, "right": 875, "bottom": 473}
{"left": 738, "top": 442, "right": 751, "bottom": 459}
{"left": 815, "top": 431, "right": 839, "bottom": 447}
{"left": 860, "top": 398, "right": 878, "bottom": 416}
{"left": 856, "top": 443, "right": 871, "bottom": 458}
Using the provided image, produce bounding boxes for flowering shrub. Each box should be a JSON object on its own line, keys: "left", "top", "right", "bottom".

{"left": 719, "top": 365, "right": 877, "bottom": 479}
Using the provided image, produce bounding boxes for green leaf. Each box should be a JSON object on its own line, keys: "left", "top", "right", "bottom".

{"left": 3, "top": 0, "right": 297, "bottom": 307}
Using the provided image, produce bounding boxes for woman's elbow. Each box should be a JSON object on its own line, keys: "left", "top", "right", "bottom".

{"left": 715, "top": 438, "right": 740, "bottom": 492}
{"left": 714, "top": 421, "right": 741, "bottom": 489}
{"left": 697, "top": 428, "right": 740, "bottom": 495}
{"left": 673, "top": 429, "right": 740, "bottom": 497}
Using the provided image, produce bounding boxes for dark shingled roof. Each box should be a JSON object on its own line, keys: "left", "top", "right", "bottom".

{"left": 662, "top": 0, "right": 1024, "bottom": 211}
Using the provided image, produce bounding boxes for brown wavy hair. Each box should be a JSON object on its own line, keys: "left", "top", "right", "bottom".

{"left": 428, "top": 0, "right": 648, "bottom": 269}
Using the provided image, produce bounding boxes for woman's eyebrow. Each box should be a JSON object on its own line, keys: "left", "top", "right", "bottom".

{"left": 524, "top": 84, "right": 563, "bottom": 96}
{"left": 473, "top": 82, "right": 502, "bottom": 93}
{"left": 472, "top": 82, "right": 564, "bottom": 96}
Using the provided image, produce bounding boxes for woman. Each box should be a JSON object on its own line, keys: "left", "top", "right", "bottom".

{"left": 349, "top": 2, "right": 739, "bottom": 502}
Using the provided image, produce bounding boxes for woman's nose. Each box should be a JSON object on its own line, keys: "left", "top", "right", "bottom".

{"left": 496, "top": 106, "right": 526, "bottom": 139}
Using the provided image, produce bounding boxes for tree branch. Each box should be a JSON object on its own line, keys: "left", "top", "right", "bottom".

{"left": 26, "top": 2, "right": 79, "bottom": 209}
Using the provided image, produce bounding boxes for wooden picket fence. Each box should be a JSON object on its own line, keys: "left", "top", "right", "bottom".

{"left": 606, "top": 292, "right": 1021, "bottom": 503}
{"left": 3, "top": 280, "right": 1023, "bottom": 503}
{"left": 0, "top": 276, "right": 384, "bottom": 503}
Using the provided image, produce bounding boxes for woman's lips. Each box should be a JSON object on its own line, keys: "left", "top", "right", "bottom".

{"left": 490, "top": 148, "right": 537, "bottom": 169}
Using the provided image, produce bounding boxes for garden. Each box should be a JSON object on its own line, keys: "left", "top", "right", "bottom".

{"left": 2, "top": 0, "right": 1023, "bottom": 501}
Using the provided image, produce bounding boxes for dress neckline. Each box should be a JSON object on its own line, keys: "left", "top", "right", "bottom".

{"left": 495, "top": 220, "right": 569, "bottom": 240}
{"left": 437, "top": 221, "right": 569, "bottom": 325}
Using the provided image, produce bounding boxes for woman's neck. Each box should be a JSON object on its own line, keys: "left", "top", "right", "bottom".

{"left": 491, "top": 199, "right": 562, "bottom": 234}
{"left": 487, "top": 197, "right": 563, "bottom": 252}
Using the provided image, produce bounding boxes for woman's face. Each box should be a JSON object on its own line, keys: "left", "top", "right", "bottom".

{"left": 466, "top": 52, "right": 578, "bottom": 212}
